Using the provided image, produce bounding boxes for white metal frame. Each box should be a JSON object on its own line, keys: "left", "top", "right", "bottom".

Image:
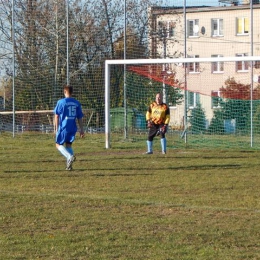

{"left": 105, "top": 56, "right": 260, "bottom": 149}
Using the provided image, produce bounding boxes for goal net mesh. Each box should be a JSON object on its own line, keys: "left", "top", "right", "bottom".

{"left": 0, "top": 0, "right": 260, "bottom": 150}
{"left": 106, "top": 56, "right": 260, "bottom": 149}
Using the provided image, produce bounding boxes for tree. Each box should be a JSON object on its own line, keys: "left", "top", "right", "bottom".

{"left": 190, "top": 103, "right": 206, "bottom": 134}
{"left": 209, "top": 77, "right": 260, "bottom": 134}
{"left": 208, "top": 109, "right": 224, "bottom": 134}
{"left": 220, "top": 77, "right": 260, "bottom": 100}
{"left": 0, "top": 0, "right": 178, "bottom": 128}
{"left": 252, "top": 102, "right": 260, "bottom": 134}
{"left": 126, "top": 71, "right": 183, "bottom": 113}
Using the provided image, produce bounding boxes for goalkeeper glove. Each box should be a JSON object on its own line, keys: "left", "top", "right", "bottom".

{"left": 160, "top": 124, "right": 168, "bottom": 134}
{"left": 147, "top": 120, "right": 152, "bottom": 128}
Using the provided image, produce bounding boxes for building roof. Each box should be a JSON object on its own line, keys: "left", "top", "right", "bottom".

{"left": 150, "top": 3, "right": 260, "bottom": 15}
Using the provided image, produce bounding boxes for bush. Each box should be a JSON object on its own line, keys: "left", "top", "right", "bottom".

{"left": 190, "top": 103, "right": 206, "bottom": 134}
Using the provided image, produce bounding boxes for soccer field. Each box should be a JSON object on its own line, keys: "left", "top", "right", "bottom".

{"left": 0, "top": 133, "right": 260, "bottom": 259}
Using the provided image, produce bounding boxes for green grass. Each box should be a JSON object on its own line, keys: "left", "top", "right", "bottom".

{"left": 0, "top": 133, "right": 260, "bottom": 259}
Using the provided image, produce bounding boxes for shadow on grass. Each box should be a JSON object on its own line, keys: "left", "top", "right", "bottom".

{"left": 2, "top": 163, "right": 241, "bottom": 174}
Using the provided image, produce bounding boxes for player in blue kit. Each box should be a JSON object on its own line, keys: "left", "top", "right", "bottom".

{"left": 54, "top": 85, "right": 84, "bottom": 170}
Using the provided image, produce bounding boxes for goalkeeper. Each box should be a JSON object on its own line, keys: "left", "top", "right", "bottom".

{"left": 145, "top": 92, "right": 170, "bottom": 154}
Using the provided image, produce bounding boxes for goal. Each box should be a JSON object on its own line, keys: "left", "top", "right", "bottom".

{"left": 105, "top": 56, "right": 260, "bottom": 149}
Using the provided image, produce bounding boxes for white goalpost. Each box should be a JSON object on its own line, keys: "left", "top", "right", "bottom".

{"left": 105, "top": 56, "right": 260, "bottom": 149}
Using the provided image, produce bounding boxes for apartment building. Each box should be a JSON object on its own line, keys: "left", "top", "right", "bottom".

{"left": 149, "top": 2, "right": 260, "bottom": 129}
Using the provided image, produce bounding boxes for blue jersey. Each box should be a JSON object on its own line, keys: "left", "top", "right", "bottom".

{"left": 54, "top": 97, "right": 84, "bottom": 134}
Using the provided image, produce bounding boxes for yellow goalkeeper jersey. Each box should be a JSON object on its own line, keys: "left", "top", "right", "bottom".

{"left": 146, "top": 101, "right": 170, "bottom": 125}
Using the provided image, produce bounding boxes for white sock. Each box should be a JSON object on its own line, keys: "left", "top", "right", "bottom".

{"left": 58, "top": 146, "right": 71, "bottom": 160}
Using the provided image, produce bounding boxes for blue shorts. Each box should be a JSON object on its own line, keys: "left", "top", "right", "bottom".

{"left": 56, "top": 130, "right": 76, "bottom": 145}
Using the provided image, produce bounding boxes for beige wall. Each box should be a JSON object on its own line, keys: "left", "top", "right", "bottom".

{"left": 152, "top": 5, "right": 260, "bottom": 129}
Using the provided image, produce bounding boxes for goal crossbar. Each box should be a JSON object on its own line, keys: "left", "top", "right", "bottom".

{"left": 105, "top": 56, "right": 260, "bottom": 149}
{"left": 105, "top": 56, "right": 260, "bottom": 66}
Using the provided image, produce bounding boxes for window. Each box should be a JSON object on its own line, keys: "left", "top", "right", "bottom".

{"left": 158, "top": 21, "right": 176, "bottom": 38}
{"left": 212, "top": 55, "right": 224, "bottom": 73}
{"left": 188, "top": 55, "right": 200, "bottom": 73}
{"left": 236, "top": 17, "right": 249, "bottom": 35}
{"left": 168, "top": 21, "right": 176, "bottom": 37}
{"left": 188, "top": 91, "right": 200, "bottom": 109}
{"left": 187, "top": 19, "right": 199, "bottom": 37}
{"left": 253, "top": 75, "right": 260, "bottom": 83}
{"left": 236, "top": 53, "right": 249, "bottom": 71}
{"left": 212, "top": 19, "right": 223, "bottom": 36}
{"left": 211, "top": 91, "right": 222, "bottom": 108}
{"left": 254, "top": 61, "right": 260, "bottom": 69}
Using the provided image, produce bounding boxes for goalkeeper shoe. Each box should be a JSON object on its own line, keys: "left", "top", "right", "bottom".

{"left": 162, "top": 151, "right": 166, "bottom": 155}
{"left": 145, "top": 151, "right": 153, "bottom": 154}
{"left": 66, "top": 155, "right": 76, "bottom": 170}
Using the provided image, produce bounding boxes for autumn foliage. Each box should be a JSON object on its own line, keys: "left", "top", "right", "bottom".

{"left": 220, "top": 77, "right": 260, "bottom": 100}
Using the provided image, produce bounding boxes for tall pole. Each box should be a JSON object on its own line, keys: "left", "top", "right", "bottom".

{"left": 66, "top": 0, "right": 69, "bottom": 85}
{"left": 54, "top": 1, "right": 58, "bottom": 106}
{"left": 3, "top": 81, "right": 6, "bottom": 110}
{"left": 250, "top": 0, "right": 253, "bottom": 147}
{"left": 183, "top": 0, "right": 188, "bottom": 143}
{"left": 105, "top": 61, "right": 111, "bottom": 148}
{"left": 12, "top": 0, "right": 15, "bottom": 137}
{"left": 162, "top": 28, "right": 166, "bottom": 103}
{"left": 124, "top": 0, "right": 127, "bottom": 139}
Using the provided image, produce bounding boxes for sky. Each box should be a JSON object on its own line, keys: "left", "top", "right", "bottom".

{"left": 153, "top": 0, "right": 230, "bottom": 7}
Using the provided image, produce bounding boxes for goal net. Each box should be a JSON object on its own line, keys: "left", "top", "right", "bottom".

{"left": 0, "top": 109, "right": 96, "bottom": 134}
{"left": 1, "top": 0, "right": 260, "bottom": 151}
{"left": 105, "top": 56, "right": 260, "bottom": 149}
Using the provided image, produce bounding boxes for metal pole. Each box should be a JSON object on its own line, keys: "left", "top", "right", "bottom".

{"left": 3, "top": 85, "right": 5, "bottom": 110}
{"left": 66, "top": 0, "right": 69, "bottom": 84}
{"left": 162, "top": 28, "right": 166, "bottom": 103}
{"left": 250, "top": 0, "right": 253, "bottom": 147}
{"left": 105, "top": 61, "right": 111, "bottom": 148}
{"left": 183, "top": 0, "right": 188, "bottom": 143}
{"left": 124, "top": 0, "right": 127, "bottom": 139}
{"left": 12, "top": 0, "right": 15, "bottom": 137}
